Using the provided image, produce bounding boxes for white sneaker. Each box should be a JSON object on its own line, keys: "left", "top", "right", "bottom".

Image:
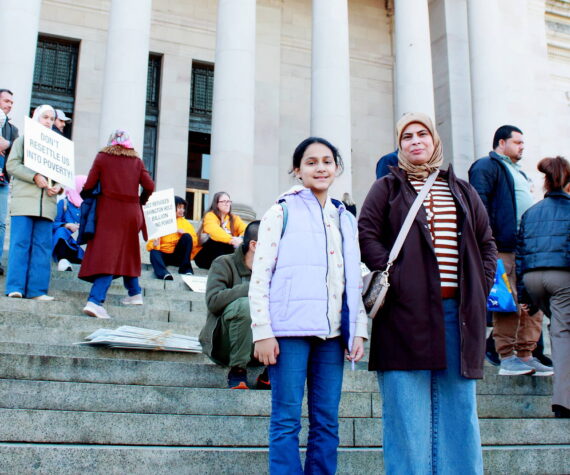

{"left": 121, "top": 294, "right": 143, "bottom": 305}
{"left": 7, "top": 291, "right": 23, "bottom": 298}
{"left": 57, "top": 259, "right": 72, "bottom": 271}
{"left": 83, "top": 301, "right": 111, "bottom": 319}
{"left": 31, "top": 295, "right": 55, "bottom": 301}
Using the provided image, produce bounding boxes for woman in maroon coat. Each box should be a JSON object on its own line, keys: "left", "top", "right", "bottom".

{"left": 79, "top": 130, "right": 154, "bottom": 319}
{"left": 359, "top": 113, "right": 496, "bottom": 474}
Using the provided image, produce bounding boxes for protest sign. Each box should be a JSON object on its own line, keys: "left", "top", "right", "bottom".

{"left": 24, "top": 117, "right": 75, "bottom": 188}
{"left": 143, "top": 188, "right": 177, "bottom": 240}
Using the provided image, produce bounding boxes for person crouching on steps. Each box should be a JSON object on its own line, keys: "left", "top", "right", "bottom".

{"left": 249, "top": 137, "right": 368, "bottom": 475}
{"left": 199, "top": 220, "right": 270, "bottom": 389}
{"left": 147, "top": 196, "right": 198, "bottom": 280}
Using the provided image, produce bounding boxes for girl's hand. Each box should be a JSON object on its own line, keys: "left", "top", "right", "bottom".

{"left": 346, "top": 337, "right": 365, "bottom": 363}
{"left": 254, "top": 337, "right": 280, "bottom": 365}
{"left": 65, "top": 223, "right": 79, "bottom": 233}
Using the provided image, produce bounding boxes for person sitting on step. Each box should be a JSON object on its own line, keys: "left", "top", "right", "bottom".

{"left": 199, "top": 220, "right": 270, "bottom": 390}
{"left": 52, "top": 175, "right": 87, "bottom": 271}
{"left": 146, "top": 196, "right": 197, "bottom": 280}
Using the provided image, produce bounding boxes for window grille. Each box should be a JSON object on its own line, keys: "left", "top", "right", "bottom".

{"left": 190, "top": 63, "right": 214, "bottom": 116}
{"left": 33, "top": 37, "right": 78, "bottom": 96}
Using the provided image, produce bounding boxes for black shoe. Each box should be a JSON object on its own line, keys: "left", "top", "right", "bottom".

{"left": 0, "top": 264, "right": 4, "bottom": 276}
{"left": 533, "top": 351, "right": 553, "bottom": 367}
{"left": 485, "top": 333, "right": 500, "bottom": 366}
{"left": 163, "top": 274, "right": 174, "bottom": 281}
{"left": 255, "top": 367, "right": 271, "bottom": 390}
{"left": 553, "top": 404, "right": 570, "bottom": 418}
{"left": 228, "top": 367, "right": 249, "bottom": 389}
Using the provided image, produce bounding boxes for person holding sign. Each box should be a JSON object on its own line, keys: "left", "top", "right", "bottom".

{"left": 4, "top": 105, "right": 62, "bottom": 300}
{"left": 78, "top": 130, "right": 154, "bottom": 319}
{"left": 146, "top": 196, "right": 198, "bottom": 280}
{"left": 194, "top": 192, "right": 247, "bottom": 270}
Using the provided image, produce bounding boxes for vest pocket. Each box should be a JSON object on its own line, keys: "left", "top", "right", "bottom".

{"left": 270, "top": 277, "right": 292, "bottom": 324}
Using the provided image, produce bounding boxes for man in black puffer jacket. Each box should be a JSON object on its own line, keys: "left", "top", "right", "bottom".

{"left": 469, "top": 125, "right": 552, "bottom": 377}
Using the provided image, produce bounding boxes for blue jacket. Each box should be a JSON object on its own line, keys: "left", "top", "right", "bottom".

{"left": 468, "top": 151, "right": 527, "bottom": 252}
{"left": 375, "top": 150, "right": 398, "bottom": 179}
{"left": 516, "top": 191, "right": 570, "bottom": 299}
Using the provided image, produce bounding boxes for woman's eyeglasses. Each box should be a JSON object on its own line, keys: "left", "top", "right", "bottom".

{"left": 218, "top": 200, "right": 232, "bottom": 205}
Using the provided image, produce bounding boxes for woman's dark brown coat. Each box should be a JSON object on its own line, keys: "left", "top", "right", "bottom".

{"left": 358, "top": 166, "right": 497, "bottom": 379}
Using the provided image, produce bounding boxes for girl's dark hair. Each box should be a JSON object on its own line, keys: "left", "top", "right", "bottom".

{"left": 290, "top": 137, "right": 344, "bottom": 175}
{"left": 537, "top": 156, "right": 570, "bottom": 193}
{"left": 207, "top": 191, "right": 236, "bottom": 234}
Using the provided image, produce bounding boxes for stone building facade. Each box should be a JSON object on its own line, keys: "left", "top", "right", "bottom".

{"left": 0, "top": 0, "right": 569, "bottom": 218}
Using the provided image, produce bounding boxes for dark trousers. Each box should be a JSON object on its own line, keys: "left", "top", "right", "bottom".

{"left": 150, "top": 233, "right": 194, "bottom": 279}
{"left": 53, "top": 239, "right": 83, "bottom": 264}
{"left": 194, "top": 239, "right": 234, "bottom": 270}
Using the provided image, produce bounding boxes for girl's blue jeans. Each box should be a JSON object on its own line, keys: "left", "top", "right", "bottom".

{"left": 5, "top": 216, "right": 52, "bottom": 297}
{"left": 268, "top": 336, "right": 344, "bottom": 475}
{"left": 88, "top": 275, "right": 141, "bottom": 305}
{"left": 378, "top": 298, "right": 483, "bottom": 475}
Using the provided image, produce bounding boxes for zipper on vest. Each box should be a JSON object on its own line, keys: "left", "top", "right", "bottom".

{"left": 318, "top": 201, "right": 331, "bottom": 335}
{"left": 39, "top": 188, "right": 44, "bottom": 217}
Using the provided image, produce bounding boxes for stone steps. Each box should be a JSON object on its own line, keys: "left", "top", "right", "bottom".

{"left": 1, "top": 444, "right": 568, "bottom": 475}
{"left": 0, "top": 379, "right": 555, "bottom": 419}
{"left": 0, "top": 408, "right": 568, "bottom": 447}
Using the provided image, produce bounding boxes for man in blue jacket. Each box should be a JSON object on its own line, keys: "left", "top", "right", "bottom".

{"left": 469, "top": 125, "right": 553, "bottom": 377}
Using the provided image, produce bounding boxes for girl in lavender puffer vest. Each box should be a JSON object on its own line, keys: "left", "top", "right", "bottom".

{"left": 249, "top": 137, "right": 368, "bottom": 475}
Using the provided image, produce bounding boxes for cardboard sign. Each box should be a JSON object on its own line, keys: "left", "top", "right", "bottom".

{"left": 24, "top": 117, "right": 75, "bottom": 188}
{"left": 143, "top": 188, "right": 177, "bottom": 240}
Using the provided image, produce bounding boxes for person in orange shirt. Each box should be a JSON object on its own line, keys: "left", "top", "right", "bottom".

{"left": 194, "top": 191, "right": 247, "bottom": 270}
{"left": 147, "top": 196, "right": 198, "bottom": 280}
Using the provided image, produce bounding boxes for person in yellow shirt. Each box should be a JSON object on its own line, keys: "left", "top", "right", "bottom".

{"left": 194, "top": 191, "right": 247, "bottom": 270}
{"left": 146, "top": 196, "right": 198, "bottom": 280}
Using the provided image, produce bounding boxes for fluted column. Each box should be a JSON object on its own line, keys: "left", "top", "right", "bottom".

{"left": 0, "top": 0, "right": 42, "bottom": 129}
{"left": 394, "top": 0, "right": 435, "bottom": 119}
{"left": 209, "top": 0, "right": 256, "bottom": 219}
{"left": 98, "top": 0, "right": 152, "bottom": 153}
{"left": 311, "top": 0, "right": 352, "bottom": 195}
{"left": 467, "top": 0, "right": 505, "bottom": 158}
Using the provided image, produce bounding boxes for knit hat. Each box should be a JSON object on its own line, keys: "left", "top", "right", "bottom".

{"left": 107, "top": 129, "right": 134, "bottom": 149}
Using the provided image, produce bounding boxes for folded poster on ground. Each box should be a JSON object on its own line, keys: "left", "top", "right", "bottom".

{"left": 75, "top": 325, "right": 202, "bottom": 353}
{"left": 181, "top": 274, "right": 207, "bottom": 293}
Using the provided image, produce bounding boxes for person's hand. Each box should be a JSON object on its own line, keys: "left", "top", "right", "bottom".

{"left": 65, "top": 223, "right": 79, "bottom": 233}
{"left": 177, "top": 229, "right": 186, "bottom": 235}
{"left": 152, "top": 238, "right": 160, "bottom": 248}
{"left": 0, "top": 137, "right": 9, "bottom": 153}
{"left": 230, "top": 236, "right": 243, "bottom": 248}
{"left": 520, "top": 303, "right": 529, "bottom": 312}
{"left": 254, "top": 337, "right": 280, "bottom": 365}
{"left": 34, "top": 174, "right": 48, "bottom": 189}
{"left": 47, "top": 184, "right": 62, "bottom": 196}
{"left": 346, "top": 337, "right": 365, "bottom": 363}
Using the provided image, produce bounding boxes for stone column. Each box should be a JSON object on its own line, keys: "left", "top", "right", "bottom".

{"left": 467, "top": 0, "right": 506, "bottom": 158}
{"left": 98, "top": 0, "right": 152, "bottom": 153}
{"left": 311, "top": 0, "right": 352, "bottom": 196}
{"left": 209, "top": 0, "right": 256, "bottom": 219}
{"left": 0, "top": 0, "right": 42, "bottom": 129}
{"left": 394, "top": 0, "right": 435, "bottom": 120}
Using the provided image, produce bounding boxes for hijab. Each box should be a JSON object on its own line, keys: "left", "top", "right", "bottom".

{"left": 65, "top": 175, "right": 87, "bottom": 208}
{"left": 107, "top": 129, "right": 134, "bottom": 149}
{"left": 32, "top": 105, "right": 56, "bottom": 124}
{"left": 396, "top": 112, "right": 443, "bottom": 181}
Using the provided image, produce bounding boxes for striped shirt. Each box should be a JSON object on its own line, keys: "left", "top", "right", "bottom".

{"left": 410, "top": 177, "right": 459, "bottom": 298}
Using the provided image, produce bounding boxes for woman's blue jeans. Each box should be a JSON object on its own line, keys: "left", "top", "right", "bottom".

{"left": 378, "top": 298, "right": 483, "bottom": 475}
{"left": 268, "top": 336, "right": 344, "bottom": 475}
{"left": 5, "top": 216, "right": 52, "bottom": 297}
{"left": 88, "top": 275, "right": 141, "bottom": 305}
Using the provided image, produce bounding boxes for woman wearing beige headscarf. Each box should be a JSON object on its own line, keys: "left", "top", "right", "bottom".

{"left": 358, "top": 113, "right": 497, "bottom": 474}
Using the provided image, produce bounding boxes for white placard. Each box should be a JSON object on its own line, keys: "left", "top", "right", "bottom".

{"left": 24, "top": 117, "right": 75, "bottom": 188}
{"left": 143, "top": 188, "right": 177, "bottom": 240}
{"left": 181, "top": 275, "right": 208, "bottom": 293}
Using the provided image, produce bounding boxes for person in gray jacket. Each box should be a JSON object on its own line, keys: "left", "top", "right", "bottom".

{"left": 5, "top": 105, "right": 62, "bottom": 300}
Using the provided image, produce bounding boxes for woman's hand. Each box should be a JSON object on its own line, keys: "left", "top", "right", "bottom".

{"left": 152, "top": 238, "right": 160, "bottom": 248}
{"left": 33, "top": 174, "right": 48, "bottom": 189}
{"left": 346, "top": 337, "right": 365, "bottom": 363}
{"left": 230, "top": 236, "right": 243, "bottom": 248}
{"left": 254, "top": 337, "right": 280, "bottom": 365}
{"left": 65, "top": 223, "right": 79, "bottom": 233}
{"left": 47, "top": 184, "right": 62, "bottom": 196}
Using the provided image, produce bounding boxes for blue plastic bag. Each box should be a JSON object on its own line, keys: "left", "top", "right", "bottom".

{"left": 487, "top": 258, "right": 517, "bottom": 313}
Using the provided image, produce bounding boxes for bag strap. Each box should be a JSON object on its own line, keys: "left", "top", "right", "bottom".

{"left": 279, "top": 201, "right": 288, "bottom": 238}
{"left": 385, "top": 170, "right": 440, "bottom": 270}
